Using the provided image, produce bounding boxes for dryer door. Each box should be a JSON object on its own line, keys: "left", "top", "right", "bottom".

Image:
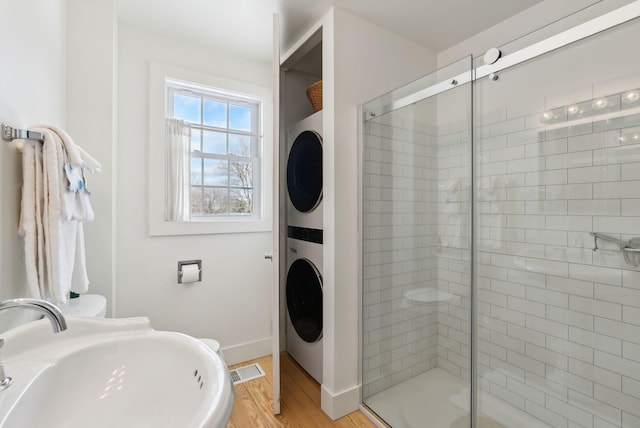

{"left": 286, "top": 258, "right": 323, "bottom": 343}
{"left": 286, "top": 130, "right": 323, "bottom": 213}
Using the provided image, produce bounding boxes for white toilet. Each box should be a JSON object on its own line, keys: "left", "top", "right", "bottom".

{"left": 57, "top": 294, "right": 107, "bottom": 318}
{"left": 198, "top": 338, "right": 226, "bottom": 363}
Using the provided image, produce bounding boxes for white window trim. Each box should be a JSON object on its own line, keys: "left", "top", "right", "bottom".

{"left": 166, "top": 81, "right": 262, "bottom": 219}
{"left": 148, "top": 61, "right": 273, "bottom": 236}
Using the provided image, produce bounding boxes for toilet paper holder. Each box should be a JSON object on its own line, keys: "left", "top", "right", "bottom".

{"left": 178, "top": 260, "right": 202, "bottom": 283}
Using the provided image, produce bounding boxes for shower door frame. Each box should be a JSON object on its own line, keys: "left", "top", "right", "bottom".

{"left": 359, "top": 1, "right": 640, "bottom": 427}
{"left": 363, "top": 0, "right": 640, "bottom": 120}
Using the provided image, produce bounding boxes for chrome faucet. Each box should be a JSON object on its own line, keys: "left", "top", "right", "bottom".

{"left": 0, "top": 298, "right": 67, "bottom": 332}
{"left": 0, "top": 298, "right": 68, "bottom": 390}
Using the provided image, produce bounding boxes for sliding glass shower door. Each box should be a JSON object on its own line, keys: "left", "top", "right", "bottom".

{"left": 474, "top": 14, "right": 640, "bottom": 428}
{"left": 362, "top": 6, "right": 640, "bottom": 428}
{"left": 361, "top": 57, "right": 473, "bottom": 428}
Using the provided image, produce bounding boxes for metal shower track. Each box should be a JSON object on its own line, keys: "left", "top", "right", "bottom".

{"left": 363, "top": 0, "right": 640, "bottom": 119}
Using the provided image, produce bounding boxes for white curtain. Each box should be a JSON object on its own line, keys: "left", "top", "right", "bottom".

{"left": 165, "top": 118, "right": 191, "bottom": 222}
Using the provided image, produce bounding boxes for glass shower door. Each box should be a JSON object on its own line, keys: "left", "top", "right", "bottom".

{"left": 473, "top": 14, "right": 640, "bottom": 428}
{"left": 361, "top": 7, "right": 640, "bottom": 427}
{"left": 361, "top": 57, "right": 473, "bottom": 428}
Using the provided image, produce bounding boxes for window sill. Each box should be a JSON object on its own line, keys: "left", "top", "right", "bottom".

{"left": 148, "top": 216, "right": 272, "bottom": 236}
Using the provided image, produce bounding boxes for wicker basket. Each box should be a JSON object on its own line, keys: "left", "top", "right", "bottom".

{"left": 306, "top": 80, "right": 323, "bottom": 112}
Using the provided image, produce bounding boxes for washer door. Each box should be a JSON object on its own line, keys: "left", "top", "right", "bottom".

{"left": 286, "top": 258, "right": 323, "bottom": 343}
{"left": 287, "top": 130, "right": 323, "bottom": 213}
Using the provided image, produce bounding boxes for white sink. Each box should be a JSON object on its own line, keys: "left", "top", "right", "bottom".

{"left": 0, "top": 317, "right": 233, "bottom": 428}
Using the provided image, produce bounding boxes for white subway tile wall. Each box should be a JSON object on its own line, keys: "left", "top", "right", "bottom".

{"left": 362, "top": 113, "right": 443, "bottom": 398}
{"left": 363, "top": 100, "right": 640, "bottom": 427}
{"left": 475, "top": 100, "right": 639, "bottom": 427}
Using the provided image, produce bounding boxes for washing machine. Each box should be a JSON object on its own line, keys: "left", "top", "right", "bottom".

{"left": 286, "top": 228, "right": 323, "bottom": 383}
{"left": 286, "top": 111, "right": 323, "bottom": 230}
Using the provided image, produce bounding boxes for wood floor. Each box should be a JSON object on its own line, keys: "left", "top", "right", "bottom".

{"left": 226, "top": 352, "right": 377, "bottom": 427}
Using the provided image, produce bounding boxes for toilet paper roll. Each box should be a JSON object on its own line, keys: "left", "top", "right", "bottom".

{"left": 180, "top": 264, "right": 201, "bottom": 283}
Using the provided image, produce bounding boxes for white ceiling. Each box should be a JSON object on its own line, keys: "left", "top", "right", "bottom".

{"left": 281, "top": 0, "right": 545, "bottom": 54}
{"left": 115, "top": 0, "right": 545, "bottom": 63}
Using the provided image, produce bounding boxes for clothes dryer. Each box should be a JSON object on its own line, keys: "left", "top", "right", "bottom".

{"left": 285, "top": 228, "right": 323, "bottom": 383}
{"left": 286, "top": 111, "right": 322, "bottom": 230}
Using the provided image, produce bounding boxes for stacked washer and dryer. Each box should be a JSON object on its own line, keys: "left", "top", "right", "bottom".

{"left": 285, "top": 111, "right": 323, "bottom": 383}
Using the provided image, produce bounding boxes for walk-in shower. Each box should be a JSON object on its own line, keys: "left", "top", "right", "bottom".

{"left": 361, "top": 2, "right": 640, "bottom": 427}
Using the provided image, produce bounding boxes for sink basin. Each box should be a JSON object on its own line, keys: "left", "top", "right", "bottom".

{"left": 0, "top": 317, "right": 233, "bottom": 428}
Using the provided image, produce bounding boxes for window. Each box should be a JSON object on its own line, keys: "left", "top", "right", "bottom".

{"left": 148, "top": 62, "right": 272, "bottom": 236}
{"left": 166, "top": 80, "right": 262, "bottom": 218}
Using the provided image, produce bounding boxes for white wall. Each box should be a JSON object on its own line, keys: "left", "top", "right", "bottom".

{"left": 1, "top": 0, "right": 277, "bottom": 365}
{"left": 438, "top": 0, "right": 634, "bottom": 67}
{"left": 0, "top": 0, "right": 66, "bottom": 327}
{"left": 65, "top": 0, "right": 117, "bottom": 316}
{"left": 319, "top": 7, "right": 438, "bottom": 418}
{"left": 116, "top": 25, "right": 274, "bottom": 364}
{"left": 0, "top": 0, "right": 276, "bottom": 367}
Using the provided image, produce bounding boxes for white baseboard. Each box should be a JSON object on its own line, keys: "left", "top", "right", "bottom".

{"left": 222, "top": 337, "right": 272, "bottom": 366}
{"left": 321, "top": 383, "right": 360, "bottom": 420}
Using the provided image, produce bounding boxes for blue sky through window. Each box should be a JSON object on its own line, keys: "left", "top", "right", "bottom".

{"left": 203, "top": 130, "right": 226, "bottom": 154}
{"left": 229, "top": 105, "right": 251, "bottom": 131}
{"left": 204, "top": 99, "right": 226, "bottom": 127}
{"left": 169, "top": 81, "right": 259, "bottom": 216}
{"left": 229, "top": 134, "right": 251, "bottom": 156}
{"left": 191, "top": 158, "right": 202, "bottom": 185}
{"left": 203, "top": 159, "right": 228, "bottom": 186}
{"left": 174, "top": 94, "right": 201, "bottom": 123}
{"left": 190, "top": 129, "right": 202, "bottom": 152}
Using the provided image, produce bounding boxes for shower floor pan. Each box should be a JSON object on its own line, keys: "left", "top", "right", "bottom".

{"left": 364, "top": 367, "right": 551, "bottom": 428}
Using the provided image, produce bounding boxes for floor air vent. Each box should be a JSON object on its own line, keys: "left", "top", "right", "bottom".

{"left": 229, "top": 362, "right": 266, "bottom": 385}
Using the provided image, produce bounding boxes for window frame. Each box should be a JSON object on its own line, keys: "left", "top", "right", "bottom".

{"left": 166, "top": 80, "right": 262, "bottom": 219}
{"left": 148, "top": 62, "right": 273, "bottom": 236}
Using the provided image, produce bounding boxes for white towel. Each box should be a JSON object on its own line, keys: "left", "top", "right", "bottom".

{"left": 18, "top": 140, "right": 45, "bottom": 299}
{"left": 36, "top": 124, "right": 96, "bottom": 222}
{"left": 18, "top": 127, "right": 95, "bottom": 304}
{"left": 77, "top": 145, "right": 102, "bottom": 174}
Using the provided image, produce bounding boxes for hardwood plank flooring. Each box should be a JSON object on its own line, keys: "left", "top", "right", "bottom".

{"left": 226, "top": 352, "right": 377, "bottom": 428}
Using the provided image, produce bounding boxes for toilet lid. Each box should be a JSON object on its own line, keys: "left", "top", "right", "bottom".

{"left": 58, "top": 294, "right": 106, "bottom": 317}
{"left": 404, "top": 288, "right": 453, "bottom": 305}
{"left": 198, "top": 338, "right": 220, "bottom": 353}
